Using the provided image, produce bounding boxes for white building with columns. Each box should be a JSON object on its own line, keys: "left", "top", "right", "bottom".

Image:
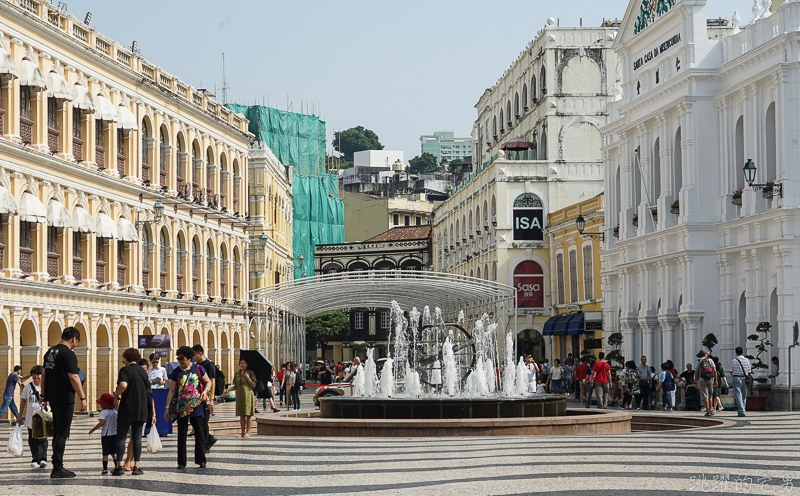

{"left": 601, "top": 0, "right": 799, "bottom": 408}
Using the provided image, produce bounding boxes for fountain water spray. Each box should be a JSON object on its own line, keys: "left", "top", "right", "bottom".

{"left": 442, "top": 337, "right": 458, "bottom": 396}
{"left": 503, "top": 331, "right": 516, "bottom": 395}
{"left": 363, "top": 349, "right": 378, "bottom": 397}
{"left": 515, "top": 356, "right": 528, "bottom": 396}
{"left": 379, "top": 357, "right": 395, "bottom": 397}
{"left": 352, "top": 364, "right": 365, "bottom": 396}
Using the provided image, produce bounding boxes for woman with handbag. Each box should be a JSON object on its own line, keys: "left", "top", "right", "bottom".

{"left": 16, "top": 365, "right": 48, "bottom": 469}
{"left": 165, "top": 346, "right": 211, "bottom": 469}
{"left": 112, "top": 348, "right": 155, "bottom": 476}
{"left": 224, "top": 358, "right": 256, "bottom": 437}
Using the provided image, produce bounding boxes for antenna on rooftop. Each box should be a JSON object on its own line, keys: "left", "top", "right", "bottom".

{"left": 221, "top": 53, "right": 230, "bottom": 105}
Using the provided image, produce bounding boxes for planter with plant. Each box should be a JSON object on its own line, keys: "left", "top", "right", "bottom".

{"left": 650, "top": 207, "right": 657, "bottom": 221}
{"left": 670, "top": 199, "right": 679, "bottom": 214}
{"left": 632, "top": 214, "right": 639, "bottom": 227}
{"left": 732, "top": 189, "right": 743, "bottom": 206}
{"left": 762, "top": 181, "right": 775, "bottom": 199}
{"left": 744, "top": 321, "right": 773, "bottom": 411}
{"left": 612, "top": 224, "right": 619, "bottom": 238}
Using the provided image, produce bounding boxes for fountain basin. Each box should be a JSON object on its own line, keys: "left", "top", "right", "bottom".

{"left": 256, "top": 408, "right": 631, "bottom": 437}
{"left": 319, "top": 395, "right": 568, "bottom": 419}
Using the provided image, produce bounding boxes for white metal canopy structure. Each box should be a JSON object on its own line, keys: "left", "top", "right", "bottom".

{"left": 248, "top": 270, "right": 518, "bottom": 365}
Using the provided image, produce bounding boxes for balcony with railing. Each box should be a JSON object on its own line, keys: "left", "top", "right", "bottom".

{"left": 48, "top": 128, "right": 59, "bottom": 151}
{"left": 177, "top": 274, "right": 183, "bottom": 293}
{"left": 117, "top": 264, "right": 126, "bottom": 286}
{"left": 142, "top": 162, "right": 150, "bottom": 182}
{"left": 160, "top": 271, "right": 167, "bottom": 291}
{"left": 73, "top": 257, "right": 83, "bottom": 281}
{"left": 117, "top": 154, "right": 126, "bottom": 176}
{"left": 160, "top": 169, "right": 167, "bottom": 187}
{"left": 192, "top": 276, "right": 198, "bottom": 294}
{"left": 19, "top": 248, "right": 33, "bottom": 274}
{"left": 47, "top": 253, "right": 59, "bottom": 278}
{"left": 96, "top": 146, "right": 105, "bottom": 169}
{"left": 96, "top": 261, "right": 106, "bottom": 284}
{"left": 207, "top": 279, "right": 213, "bottom": 297}
{"left": 19, "top": 117, "right": 33, "bottom": 143}
{"left": 73, "top": 137, "right": 83, "bottom": 161}
{"left": 142, "top": 268, "right": 149, "bottom": 288}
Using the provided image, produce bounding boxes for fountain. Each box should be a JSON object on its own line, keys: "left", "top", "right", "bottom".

{"left": 257, "top": 301, "right": 632, "bottom": 436}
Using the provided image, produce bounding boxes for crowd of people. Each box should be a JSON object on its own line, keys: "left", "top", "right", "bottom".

{"left": 3, "top": 327, "right": 266, "bottom": 479}
{"left": 532, "top": 348, "right": 754, "bottom": 416}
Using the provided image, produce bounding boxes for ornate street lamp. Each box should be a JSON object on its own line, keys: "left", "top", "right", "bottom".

{"left": 245, "top": 233, "right": 269, "bottom": 256}
{"left": 743, "top": 159, "right": 782, "bottom": 198}
{"left": 576, "top": 214, "right": 604, "bottom": 241}
{"left": 135, "top": 200, "right": 164, "bottom": 231}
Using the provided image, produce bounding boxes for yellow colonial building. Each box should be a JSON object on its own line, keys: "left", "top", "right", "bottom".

{"left": 544, "top": 194, "right": 604, "bottom": 361}
{"left": 0, "top": 0, "right": 254, "bottom": 417}
{"left": 247, "top": 141, "right": 297, "bottom": 365}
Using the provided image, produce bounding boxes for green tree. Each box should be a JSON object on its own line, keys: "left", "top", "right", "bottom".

{"left": 408, "top": 152, "right": 439, "bottom": 173}
{"left": 306, "top": 310, "right": 351, "bottom": 352}
{"left": 326, "top": 154, "right": 353, "bottom": 170}
{"left": 702, "top": 333, "right": 718, "bottom": 355}
{"left": 605, "top": 332, "right": 625, "bottom": 373}
{"left": 332, "top": 126, "right": 383, "bottom": 162}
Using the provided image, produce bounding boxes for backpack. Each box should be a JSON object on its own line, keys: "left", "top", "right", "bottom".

{"left": 294, "top": 371, "right": 305, "bottom": 388}
{"left": 663, "top": 371, "right": 675, "bottom": 391}
{"left": 214, "top": 365, "right": 226, "bottom": 396}
{"left": 699, "top": 358, "right": 714, "bottom": 380}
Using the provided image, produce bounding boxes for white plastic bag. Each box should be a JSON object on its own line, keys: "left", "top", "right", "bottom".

{"left": 146, "top": 428, "right": 162, "bottom": 454}
{"left": 6, "top": 425, "right": 23, "bottom": 457}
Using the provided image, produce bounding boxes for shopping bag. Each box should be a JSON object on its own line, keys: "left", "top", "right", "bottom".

{"left": 6, "top": 425, "right": 23, "bottom": 457}
{"left": 32, "top": 410, "right": 53, "bottom": 439}
{"left": 146, "top": 427, "right": 162, "bottom": 454}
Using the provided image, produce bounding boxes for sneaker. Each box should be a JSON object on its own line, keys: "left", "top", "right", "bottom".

{"left": 738, "top": 413, "right": 746, "bottom": 417}
{"left": 50, "top": 468, "right": 76, "bottom": 479}
{"left": 111, "top": 466, "right": 125, "bottom": 476}
{"left": 131, "top": 467, "right": 143, "bottom": 476}
{"left": 39, "top": 461, "right": 47, "bottom": 469}
{"left": 31, "top": 462, "right": 39, "bottom": 469}
{"left": 102, "top": 469, "right": 108, "bottom": 475}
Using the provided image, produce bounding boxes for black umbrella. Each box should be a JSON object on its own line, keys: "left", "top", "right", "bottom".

{"left": 239, "top": 350, "right": 273, "bottom": 389}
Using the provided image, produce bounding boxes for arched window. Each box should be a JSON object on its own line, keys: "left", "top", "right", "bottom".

{"left": 141, "top": 229, "right": 150, "bottom": 288}
{"left": 583, "top": 245, "right": 594, "bottom": 300}
{"left": 159, "top": 230, "right": 168, "bottom": 291}
{"left": 531, "top": 75, "right": 537, "bottom": 103}
{"left": 348, "top": 261, "right": 368, "bottom": 272}
{"left": 522, "top": 85, "right": 528, "bottom": 112}
{"left": 539, "top": 130, "right": 547, "bottom": 160}
{"left": 540, "top": 66, "right": 547, "bottom": 95}
{"left": 141, "top": 119, "right": 150, "bottom": 182}
{"left": 766, "top": 102, "right": 776, "bottom": 184}
{"left": 176, "top": 236, "right": 184, "bottom": 293}
{"left": 192, "top": 238, "right": 200, "bottom": 294}
{"left": 514, "top": 260, "right": 544, "bottom": 308}
{"left": 506, "top": 101, "right": 511, "bottom": 127}
{"left": 555, "top": 253, "right": 565, "bottom": 304}
{"left": 512, "top": 193, "right": 544, "bottom": 241}
{"left": 492, "top": 115, "right": 497, "bottom": 139}
{"left": 568, "top": 249, "right": 579, "bottom": 302}
{"left": 499, "top": 109, "right": 504, "bottom": 132}
{"left": 676, "top": 126, "right": 686, "bottom": 194}
{"left": 176, "top": 138, "right": 184, "bottom": 191}
{"left": 652, "top": 137, "right": 661, "bottom": 201}
{"left": 220, "top": 246, "right": 228, "bottom": 299}
{"left": 514, "top": 93, "right": 520, "bottom": 119}
{"left": 206, "top": 241, "right": 215, "bottom": 296}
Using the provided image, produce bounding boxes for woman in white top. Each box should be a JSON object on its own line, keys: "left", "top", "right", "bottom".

{"left": 546, "top": 359, "right": 565, "bottom": 394}
{"left": 16, "top": 365, "right": 48, "bottom": 469}
{"left": 525, "top": 356, "right": 539, "bottom": 393}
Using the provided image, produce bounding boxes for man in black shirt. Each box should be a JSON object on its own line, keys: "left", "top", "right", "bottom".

{"left": 192, "top": 345, "right": 217, "bottom": 451}
{"left": 41, "top": 327, "right": 87, "bottom": 479}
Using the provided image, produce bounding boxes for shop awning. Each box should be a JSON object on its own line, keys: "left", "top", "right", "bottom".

{"left": 553, "top": 314, "right": 578, "bottom": 337}
{"left": 46, "top": 70, "right": 72, "bottom": 101}
{"left": 542, "top": 315, "right": 560, "bottom": 336}
{"left": 94, "top": 93, "right": 118, "bottom": 122}
{"left": 18, "top": 192, "right": 47, "bottom": 223}
{"left": 118, "top": 217, "right": 138, "bottom": 242}
{"left": 19, "top": 56, "right": 46, "bottom": 91}
{"left": 567, "top": 313, "right": 586, "bottom": 335}
{"left": 96, "top": 212, "right": 119, "bottom": 238}
{"left": 72, "top": 206, "right": 95, "bottom": 233}
{"left": 117, "top": 101, "right": 138, "bottom": 130}
{"left": 0, "top": 43, "right": 18, "bottom": 81}
{"left": 0, "top": 185, "right": 18, "bottom": 215}
{"left": 72, "top": 82, "right": 95, "bottom": 113}
{"left": 47, "top": 199, "right": 72, "bottom": 228}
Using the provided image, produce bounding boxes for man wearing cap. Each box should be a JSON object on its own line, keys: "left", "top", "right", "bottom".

{"left": 694, "top": 349, "right": 718, "bottom": 416}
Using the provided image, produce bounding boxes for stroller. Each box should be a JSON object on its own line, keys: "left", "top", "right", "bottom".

{"left": 684, "top": 385, "right": 701, "bottom": 411}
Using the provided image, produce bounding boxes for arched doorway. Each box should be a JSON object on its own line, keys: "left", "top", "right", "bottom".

{"left": 0, "top": 319, "right": 9, "bottom": 410}
{"left": 220, "top": 332, "right": 230, "bottom": 380}
{"left": 73, "top": 322, "right": 89, "bottom": 412}
{"left": 517, "top": 328, "right": 545, "bottom": 362}
{"left": 118, "top": 325, "right": 131, "bottom": 370}
{"left": 20, "top": 320, "right": 39, "bottom": 382}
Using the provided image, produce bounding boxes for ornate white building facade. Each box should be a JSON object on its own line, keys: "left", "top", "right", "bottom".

{"left": 602, "top": 0, "right": 799, "bottom": 407}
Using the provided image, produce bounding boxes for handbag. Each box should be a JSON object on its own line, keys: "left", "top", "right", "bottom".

{"left": 736, "top": 357, "right": 754, "bottom": 389}
{"left": 168, "top": 382, "right": 179, "bottom": 420}
{"left": 31, "top": 411, "right": 53, "bottom": 439}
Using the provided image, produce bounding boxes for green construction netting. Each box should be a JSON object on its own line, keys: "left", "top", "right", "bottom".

{"left": 226, "top": 105, "right": 343, "bottom": 279}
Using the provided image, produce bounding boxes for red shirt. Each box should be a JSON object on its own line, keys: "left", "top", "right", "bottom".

{"left": 592, "top": 360, "right": 611, "bottom": 383}
{"left": 277, "top": 369, "right": 284, "bottom": 382}
{"left": 575, "top": 363, "right": 591, "bottom": 381}
{"left": 669, "top": 368, "right": 679, "bottom": 381}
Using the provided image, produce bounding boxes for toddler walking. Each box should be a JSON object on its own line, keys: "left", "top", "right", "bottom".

{"left": 88, "top": 393, "right": 118, "bottom": 475}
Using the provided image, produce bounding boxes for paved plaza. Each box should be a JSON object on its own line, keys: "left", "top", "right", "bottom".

{"left": 1, "top": 397, "right": 798, "bottom": 496}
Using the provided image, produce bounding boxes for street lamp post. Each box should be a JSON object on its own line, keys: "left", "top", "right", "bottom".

{"left": 575, "top": 214, "right": 604, "bottom": 241}
{"left": 245, "top": 233, "right": 269, "bottom": 256}
{"left": 743, "top": 159, "right": 783, "bottom": 198}
{"left": 135, "top": 200, "right": 164, "bottom": 231}
{"left": 294, "top": 253, "right": 306, "bottom": 278}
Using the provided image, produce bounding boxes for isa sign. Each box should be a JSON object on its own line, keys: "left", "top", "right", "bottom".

{"left": 513, "top": 210, "right": 544, "bottom": 241}
{"left": 138, "top": 334, "right": 171, "bottom": 349}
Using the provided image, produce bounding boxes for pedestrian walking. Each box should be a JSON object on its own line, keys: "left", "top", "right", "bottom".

{"left": 621, "top": 361, "right": 640, "bottom": 409}
{"left": 2, "top": 365, "right": 30, "bottom": 424}
{"left": 712, "top": 357, "right": 729, "bottom": 413}
{"left": 540, "top": 359, "right": 550, "bottom": 386}
{"left": 112, "top": 348, "right": 154, "bottom": 476}
{"left": 192, "top": 345, "right": 218, "bottom": 451}
{"left": 224, "top": 358, "right": 256, "bottom": 437}
{"left": 282, "top": 364, "right": 294, "bottom": 410}
{"left": 590, "top": 352, "right": 611, "bottom": 409}
{"left": 666, "top": 360, "right": 679, "bottom": 412}
{"left": 88, "top": 393, "right": 118, "bottom": 475}
{"left": 16, "top": 365, "right": 48, "bottom": 469}
{"left": 574, "top": 357, "right": 591, "bottom": 406}
{"left": 730, "top": 346, "right": 751, "bottom": 417}
{"left": 635, "top": 356, "right": 651, "bottom": 410}
{"left": 41, "top": 326, "right": 87, "bottom": 479}
{"left": 290, "top": 362, "right": 302, "bottom": 411}
{"left": 657, "top": 363, "right": 675, "bottom": 411}
{"left": 276, "top": 364, "right": 286, "bottom": 406}
{"left": 165, "top": 346, "right": 211, "bottom": 469}
{"left": 649, "top": 366, "right": 658, "bottom": 409}
{"left": 547, "top": 359, "right": 564, "bottom": 394}
{"left": 694, "top": 349, "right": 717, "bottom": 416}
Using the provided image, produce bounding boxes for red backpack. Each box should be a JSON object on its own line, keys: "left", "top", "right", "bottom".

{"left": 699, "top": 358, "right": 714, "bottom": 380}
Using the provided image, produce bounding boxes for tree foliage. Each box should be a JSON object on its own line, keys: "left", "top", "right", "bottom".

{"left": 746, "top": 321, "right": 773, "bottom": 384}
{"left": 408, "top": 152, "right": 439, "bottom": 173}
{"left": 606, "top": 332, "right": 625, "bottom": 372}
{"left": 306, "top": 310, "right": 351, "bottom": 351}
{"left": 333, "top": 126, "right": 383, "bottom": 162}
{"left": 701, "top": 333, "right": 718, "bottom": 355}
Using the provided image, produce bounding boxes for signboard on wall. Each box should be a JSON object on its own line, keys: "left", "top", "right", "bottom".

{"left": 513, "top": 260, "right": 545, "bottom": 308}
{"left": 138, "top": 334, "right": 171, "bottom": 349}
{"left": 513, "top": 194, "right": 544, "bottom": 241}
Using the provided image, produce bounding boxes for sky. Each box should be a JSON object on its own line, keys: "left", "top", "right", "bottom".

{"left": 73, "top": 0, "right": 756, "bottom": 162}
